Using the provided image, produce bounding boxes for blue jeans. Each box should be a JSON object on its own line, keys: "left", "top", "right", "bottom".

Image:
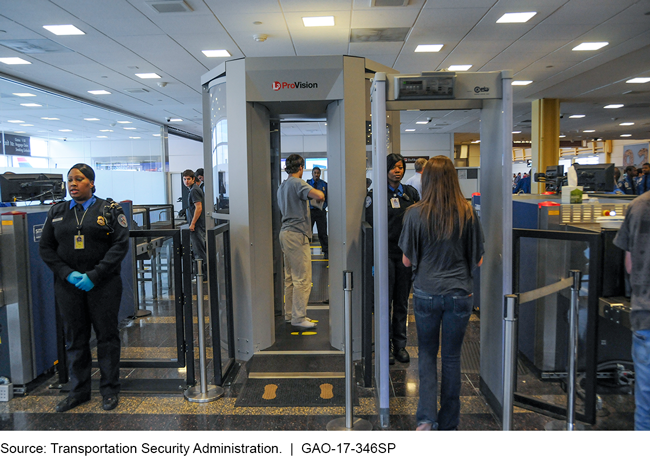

{"left": 413, "top": 288, "right": 473, "bottom": 430}
{"left": 633, "top": 329, "right": 650, "bottom": 430}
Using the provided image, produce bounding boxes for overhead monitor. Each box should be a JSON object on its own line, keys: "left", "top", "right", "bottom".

{"left": 394, "top": 73, "right": 456, "bottom": 100}
{"left": 575, "top": 163, "right": 615, "bottom": 193}
{"left": 0, "top": 172, "right": 65, "bottom": 203}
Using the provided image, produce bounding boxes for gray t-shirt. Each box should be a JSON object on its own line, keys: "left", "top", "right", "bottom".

{"left": 399, "top": 206, "right": 484, "bottom": 295}
{"left": 187, "top": 183, "right": 205, "bottom": 230}
{"left": 277, "top": 176, "right": 313, "bottom": 237}
{"left": 613, "top": 191, "right": 650, "bottom": 331}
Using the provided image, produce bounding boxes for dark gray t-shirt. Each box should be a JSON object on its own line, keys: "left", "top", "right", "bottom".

{"left": 187, "top": 183, "right": 205, "bottom": 230}
{"left": 399, "top": 206, "right": 484, "bottom": 295}
{"left": 613, "top": 191, "right": 650, "bottom": 331}
{"left": 277, "top": 176, "right": 313, "bottom": 237}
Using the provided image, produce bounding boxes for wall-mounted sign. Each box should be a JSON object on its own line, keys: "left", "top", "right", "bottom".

{"left": 2, "top": 133, "right": 31, "bottom": 156}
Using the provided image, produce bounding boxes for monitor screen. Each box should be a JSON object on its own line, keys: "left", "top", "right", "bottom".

{"left": 575, "top": 163, "right": 615, "bottom": 192}
{"left": 0, "top": 172, "right": 65, "bottom": 203}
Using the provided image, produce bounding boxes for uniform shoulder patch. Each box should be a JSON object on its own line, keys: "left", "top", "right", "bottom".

{"left": 117, "top": 214, "right": 128, "bottom": 228}
{"left": 365, "top": 196, "right": 372, "bottom": 208}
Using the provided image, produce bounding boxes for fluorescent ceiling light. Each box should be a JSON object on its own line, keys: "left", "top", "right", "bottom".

{"left": 169, "top": 118, "right": 183, "bottom": 122}
{"left": 620, "top": 134, "right": 632, "bottom": 137}
{"left": 405, "top": 129, "right": 416, "bottom": 132}
{"left": 496, "top": 12, "right": 537, "bottom": 23}
{"left": 569, "top": 114, "right": 585, "bottom": 118}
{"left": 604, "top": 104, "right": 623, "bottom": 109}
{"left": 41, "top": 117, "right": 60, "bottom": 120}
{"left": 512, "top": 131, "right": 521, "bottom": 134}
{"left": 124, "top": 127, "right": 137, "bottom": 130}
{"left": 0, "top": 57, "right": 31, "bottom": 65}
{"left": 472, "top": 140, "right": 481, "bottom": 143}
{"left": 88, "top": 90, "right": 111, "bottom": 95}
{"left": 559, "top": 135, "right": 566, "bottom": 138}
{"left": 415, "top": 44, "right": 443, "bottom": 52}
{"left": 97, "top": 136, "right": 108, "bottom": 138}
{"left": 84, "top": 118, "right": 100, "bottom": 121}
{"left": 100, "top": 129, "right": 113, "bottom": 132}
{"left": 135, "top": 73, "right": 161, "bottom": 79}
{"left": 512, "top": 80, "right": 533, "bottom": 86}
{"left": 626, "top": 77, "right": 650, "bottom": 84}
{"left": 572, "top": 42, "right": 608, "bottom": 51}
{"left": 202, "top": 50, "right": 231, "bottom": 58}
{"left": 448, "top": 65, "right": 472, "bottom": 71}
{"left": 21, "top": 103, "right": 42, "bottom": 107}
{"left": 117, "top": 121, "right": 131, "bottom": 124}
{"left": 14, "top": 131, "right": 25, "bottom": 134}
{"left": 153, "top": 134, "right": 161, "bottom": 137}
{"left": 583, "top": 129, "right": 595, "bottom": 133}
{"left": 20, "top": 124, "right": 34, "bottom": 127}
{"left": 59, "top": 129, "right": 72, "bottom": 132}
{"left": 129, "top": 137, "right": 141, "bottom": 139}
{"left": 619, "top": 122, "right": 634, "bottom": 126}
{"left": 43, "top": 25, "right": 85, "bottom": 35}
{"left": 416, "top": 121, "right": 428, "bottom": 124}
{"left": 13, "top": 93, "right": 36, "bottom": 97}
{"left": 302, "top": 16, "right": 335, "bottom": 27}
{"left": 8, "top": 120, "right": 25, "bottom": 123}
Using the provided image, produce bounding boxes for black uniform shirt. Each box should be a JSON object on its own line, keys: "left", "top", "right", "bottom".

{"left": 39, "top": 197, "right": 130, "bottom": 285}
{"left": 365, "top": 183, "right": 419, "bottom": 259}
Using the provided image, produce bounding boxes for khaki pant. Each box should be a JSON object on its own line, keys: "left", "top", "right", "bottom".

{"left": 279, "top": 230, "right": 312, "bottom": 324}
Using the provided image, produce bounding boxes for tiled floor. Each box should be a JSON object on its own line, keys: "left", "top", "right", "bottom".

{"left": 0, "top": 275, "right": 636, "bottom": 431}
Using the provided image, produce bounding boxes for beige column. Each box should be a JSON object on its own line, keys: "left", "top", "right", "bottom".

{"left": 531, "top": 99, "right": 560, "bottom": 194}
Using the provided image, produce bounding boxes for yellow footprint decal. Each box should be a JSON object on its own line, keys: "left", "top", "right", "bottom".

{"left": 320, "top": 383, "right": 334, "bottom": 400}
{"left": 262, "top": 384, "right": 278, "bottom": 400}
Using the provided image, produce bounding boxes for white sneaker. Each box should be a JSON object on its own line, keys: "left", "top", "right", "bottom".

{"left": 291, "top": 320, "right": 316, "bottom": 329}
{"left": 286, "top": 317, "right": 315, "bottom": 323}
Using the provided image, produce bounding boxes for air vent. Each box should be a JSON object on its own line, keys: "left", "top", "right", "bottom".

{"left": 351, "top": 28, "right": 410, "bottom": 43}
{"left": 0, "top": 39, "right": 73, "bottom": 54}
{"left": 371, "top": 0, "right": 409, "bottom": 6}
{"left": 124, "top": 88, "right": 150, "bottom": 93}
{"left": 146, "top": 1, "right": 193, "bottom": 14}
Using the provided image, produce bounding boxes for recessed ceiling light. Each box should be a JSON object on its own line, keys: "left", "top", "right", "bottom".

{"left": 604, "top": 104, "right": 624, "bottom": 109}
{"left": 559, "top": 135, "right": 566, "bottom": 138}
{"left": 41, "top": 117, "right": 60, "bottom": 120}
{"left": 13, "top": 93, "right": 36, "bottom": 97}
{"left": 169, "top": 118, "right": 183, "bottom": 122}
{"left": 619, "top": 122, "right": 634, "bottom": 126}
{"left": 405, "top": 129, "right": 416, "bottom": 132}
{"left": 512, "top": 80, "right": 533, "bottom": 86}
{"left": 100, "top": 129, "right": 113, "bottom": 132}
{"left": 97, "top": 136, "right": 108, "bottom": 138}
{"left": 153, "top": 134, "right": 161, "bottom": 137}
{"left": 88, "top": 90, "right": 111, "bottom": 95}
{"left": 448, "top": 65, "right": 472, "bottom": 71}
{"left": 415, "top": 44, "right": 444, "bottom": 52}
{"left": 626, "top": 77, "right": 650, "bottom": 84}
{"left": 472, "top": 140, "right": 481, "bottom": 143}
{"left": 416, "top": 121, "right": 428, "bottom": 125}
{"left": 8, "top": 120, "right": 25, "bottom": 123}
{"left": 129, "top": 136, "right": 141, "bottom": 139}
{"left": 302, "top": 16, "right": 335, "bottom": 27}
{"left": 496, "top": 12, "right": 537, "bottom": 23}
{"left": 583, "top": 129, "right": 595, "bottom": 133}
{"left": 117, "top": 121, "right": 131, "bottom": 124}
{"left": 59, "top": 129, "right": 72, "bottom": 132}
{"left": 572, "top": 42, "right": 608, "bottom": 51}
{"left": 620, "top": 134, "right": 632, "bottom": 137}
{"left": 43, "top": 25, "right": 85, "bottom": 35}
{"left": 21, "top": 103, "right": 42, "bottom": 107}
{"left": 135, "top": 73, "right": 161, "bottom": 79}
{"left": 569, "top": 114, "right": 585, "bottom": 118}
{"left": 84, "top": 118, "right": 100, "bottom": 121}
{"left": 512, "top": 131, "right": 521, "bottom": 134}
{"left": 20, "top": 124, "right": 34, "bottom": 127}
{"left": 14, "top": 131, "right": 26, "bottom": 134}
{"left": 0, "top": 57, "right": 31, "bottom": 65}
{"left": 124, "top": 127, "right": 137, "bottom": 130}
{"left": 202, "top": 50, "right": 231, "bottom": 58}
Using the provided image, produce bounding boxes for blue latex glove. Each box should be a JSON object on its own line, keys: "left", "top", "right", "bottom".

{"left": 75, "top": 273, "right": 95, "bottom": 292}
{"left": 66, "top": 271, "right": 83, "bottom": 285}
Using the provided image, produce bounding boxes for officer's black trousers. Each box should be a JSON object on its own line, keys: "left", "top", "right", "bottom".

{"left": 388, "top": 256, "right": 412, "bottom": 349}
{"left": 55, "top": 274, "right": 122, "bottom": 399}
{"left": 310, "top": 208, "right": 328, "bottom": 255}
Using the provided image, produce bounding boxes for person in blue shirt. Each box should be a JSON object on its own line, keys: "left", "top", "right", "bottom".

{"left": 306, "top": 167, "right": 328, "bottom": 258}
{"left": 513, "top": 170, "right": 531, "bottom": 194}
{"left": 618, "top": 165, "right": 638, "bottom": 195}
{"left": 636, "top": 163, "right": 650, "bottom": 195}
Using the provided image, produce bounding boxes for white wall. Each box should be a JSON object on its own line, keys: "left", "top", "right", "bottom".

{"left": 281, "top": 135, "right": 327, "bottom": 154}
{"left": 169, "top": 135, "right": 203, "bottom": 173}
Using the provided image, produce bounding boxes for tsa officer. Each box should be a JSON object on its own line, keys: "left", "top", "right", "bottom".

{"left": 39, "top": 163, "right": 129, "bottom": 412}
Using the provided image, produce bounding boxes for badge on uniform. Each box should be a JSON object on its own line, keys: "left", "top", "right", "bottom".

{"left": 74, "top": 234, "right": 85, "bottom": 250}
{"left": 117, "top": 214, "right": 128, "bottom": 228}
{"left": 365, "top": 196, "right": 372, "bottom": 208}
{"left": 97, "top": 216, "right": 106, "bottom": 226}
{"left": 390, "top": 197, "right": 400, "bottom": 208}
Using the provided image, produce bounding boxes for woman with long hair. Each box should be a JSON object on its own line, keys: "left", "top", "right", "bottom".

{"left": 399, "top": 156, "right": 484, "bottom": 430}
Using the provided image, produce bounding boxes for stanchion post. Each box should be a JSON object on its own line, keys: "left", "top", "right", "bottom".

{"left": 184, "top": 260, "right": 224, "bottom": 403}
{"left": 327, "top": 272, "right": 372, "bottom": 431}
{"left": 566, "top": 270, "right": 582, "bottom": 431}
{"left": 502, "top": 294, "right": 519, "bottom": 430}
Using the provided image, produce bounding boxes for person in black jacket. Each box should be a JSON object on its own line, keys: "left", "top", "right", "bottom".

{"left": 39, "top": 163, "right": 129, "bottom": 413}
{"left": 365, "top": 153, "right": 420, "bottom": 364}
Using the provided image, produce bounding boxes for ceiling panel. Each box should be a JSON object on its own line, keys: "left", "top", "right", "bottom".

{"left": 350, "top": 8, "right": 420, "bottom": 28}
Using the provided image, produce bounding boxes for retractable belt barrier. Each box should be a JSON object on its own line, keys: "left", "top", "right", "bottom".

{"left": 503, "top": 270, "right": 582, "bottom": 431}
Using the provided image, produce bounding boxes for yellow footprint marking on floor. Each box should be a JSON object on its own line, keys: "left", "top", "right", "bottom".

{"left": 291, "top": 331, "right": 317, "bottom": 335}
{"left": 262, "top": 384, "right": 278, "bottom": 400}
{"left": 320, "top": 383, "right": 334, "bottom": 400}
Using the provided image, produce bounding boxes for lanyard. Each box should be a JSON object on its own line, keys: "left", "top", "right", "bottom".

{"left": 73, "top": 204, "right": 90, "bottom": 235}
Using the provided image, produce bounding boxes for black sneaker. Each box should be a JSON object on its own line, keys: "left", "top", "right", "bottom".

{"left": 55, "top": 395, "right": 90, "bottom": 413}
{"left": 102, "top": 394, "right": 119, "bottom": 411}
{"left": 394, "top": 347, "right": 410, "bottom": 363}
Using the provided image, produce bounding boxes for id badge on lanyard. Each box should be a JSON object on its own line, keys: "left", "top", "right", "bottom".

{"left": 390, "top": 197, "right": 400, "bottom": 208}
{"left": 74, "top": 234, "right": 85, "bottom": 250}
